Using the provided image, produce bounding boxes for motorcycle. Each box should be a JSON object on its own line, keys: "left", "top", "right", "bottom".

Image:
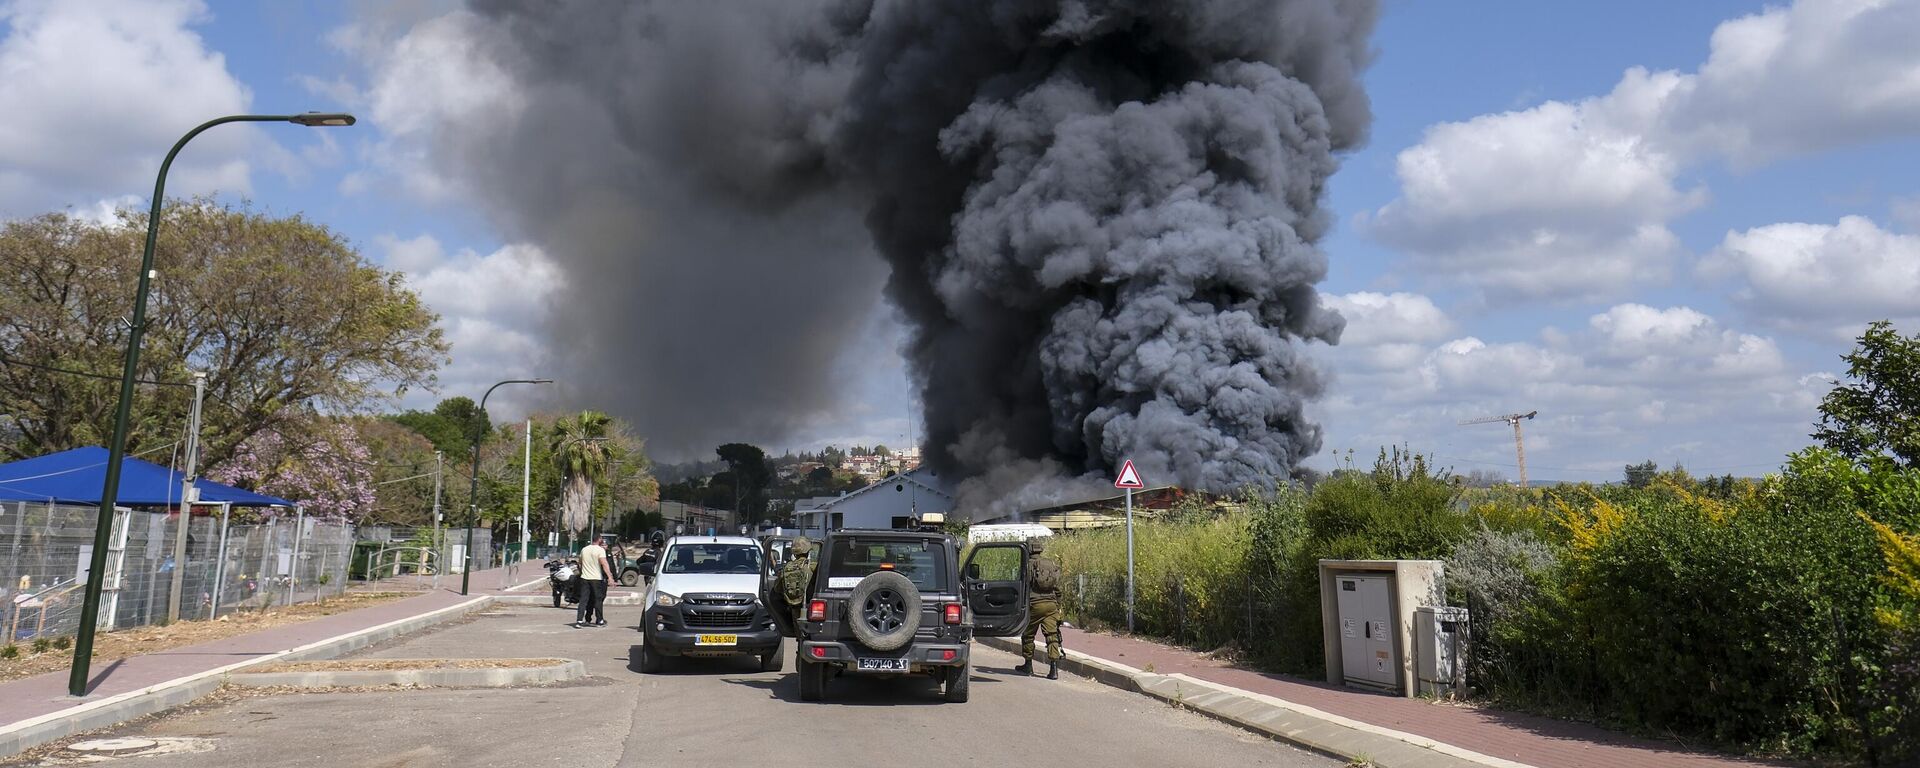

{"left": 546, "top": 557, "right": 581, "bottom": 608}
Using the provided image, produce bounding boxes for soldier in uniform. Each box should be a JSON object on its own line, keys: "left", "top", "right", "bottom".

{"left": 778, "top": 536, "right": 817, "bottom": 625}
{"left": 1015, "top": 536, "right": 1064, "bottom": 679}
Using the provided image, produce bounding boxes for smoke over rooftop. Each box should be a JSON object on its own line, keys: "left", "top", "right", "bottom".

{"left": 433, "top": 0, "right": 1375, "bottom": 511}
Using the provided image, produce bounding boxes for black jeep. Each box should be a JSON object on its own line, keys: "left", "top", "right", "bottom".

{"left": 762, "top": 529, "right": 1030, "bottom": 703}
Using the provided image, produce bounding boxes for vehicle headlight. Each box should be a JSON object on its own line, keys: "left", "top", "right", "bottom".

{"left": 655, "top": 593, "right": 680, "bottom": 608}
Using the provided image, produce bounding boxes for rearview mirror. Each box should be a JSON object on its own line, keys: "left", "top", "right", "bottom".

{"left": 966, "top": 563, "right": 981, "bottom": 580}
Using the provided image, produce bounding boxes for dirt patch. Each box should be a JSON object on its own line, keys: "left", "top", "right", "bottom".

{"left": 0, "top": 592, "right": 414, "bottom": 684}
{"left": 248, "top": 658, "right": 566, "bottom": 673}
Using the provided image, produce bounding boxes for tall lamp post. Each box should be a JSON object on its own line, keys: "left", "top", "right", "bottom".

{"left": 463, "top": 379, "right": 551, "bottom": 596}
{"left": 69, "top": 112, "right": 355, "bottom": 698}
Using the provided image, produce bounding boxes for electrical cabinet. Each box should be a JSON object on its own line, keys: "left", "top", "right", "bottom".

{"left": 1336, "top": 574, "right": 1395, "bottom": 689}
{"left": 1416, "top": 605, "right": 1470, "bottom": 697}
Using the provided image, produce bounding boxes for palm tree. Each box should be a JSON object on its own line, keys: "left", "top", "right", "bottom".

{"left": 549, "top": 411, "right": 612, "bottom": 538}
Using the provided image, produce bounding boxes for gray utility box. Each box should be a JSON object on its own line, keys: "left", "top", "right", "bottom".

{"left": 1318, "top": 560, "right": 1444, "bottom": 698}
{"left": 1415, "top": 605, "right": 1470, "bottom": 698}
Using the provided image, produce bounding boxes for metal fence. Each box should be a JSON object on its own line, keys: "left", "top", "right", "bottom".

{"left": 2, "top": 501, "right": 353, "bottom": 644}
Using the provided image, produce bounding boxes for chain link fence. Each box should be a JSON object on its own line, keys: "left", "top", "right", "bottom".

{"left": 3, "top": 500, "right": 352, "bottom": 645}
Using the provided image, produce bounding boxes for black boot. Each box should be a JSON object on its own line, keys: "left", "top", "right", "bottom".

{"left": 1015, "top": 658, "right": 1033, "bottom": 675}
{"left": 1046, "top": 659, "right": 1059, "bottom": 680}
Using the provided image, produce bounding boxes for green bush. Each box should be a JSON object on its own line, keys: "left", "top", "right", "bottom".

{"left": 0, "top": 644, "right": 17, "bottom": 660}
{"left": 1259, "top": 448, "right": 1472, "bottom": 674}
{"left": 1565, "top": 487, "right": 1885, "bottom": 754}
{"left": 51, "top": 635, "right": 70, "bottom": 651}
{"left": 31, "top": 637, "right": 50, "bottom": 654}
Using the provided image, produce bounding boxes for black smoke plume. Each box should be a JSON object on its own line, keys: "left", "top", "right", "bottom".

{"left": 439, "top": 0, "right": 1375, "bottom": 512}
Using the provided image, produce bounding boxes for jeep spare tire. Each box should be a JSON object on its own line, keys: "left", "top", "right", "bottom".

{"left": 848, "top": 571, "right": 921, "bottom": 651}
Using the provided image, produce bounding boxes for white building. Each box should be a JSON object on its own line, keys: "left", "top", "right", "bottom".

{"left": 792, "top": 466, "right": 954, "bottom": 534}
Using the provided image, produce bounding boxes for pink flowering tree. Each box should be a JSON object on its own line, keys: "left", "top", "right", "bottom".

{"left": 209, "top": 421, "right": 377, "bottom": 522}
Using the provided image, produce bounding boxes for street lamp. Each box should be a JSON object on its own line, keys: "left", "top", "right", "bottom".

{"left": 462, "top": 378, "right": 552, "bottom": 596}
{"left": 69, "top": 112, "right": 355, "bottom": 698}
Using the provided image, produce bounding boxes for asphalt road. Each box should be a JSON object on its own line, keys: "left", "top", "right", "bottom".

{"left": 21, "top": 604, "right": 1338, "bottom": 768}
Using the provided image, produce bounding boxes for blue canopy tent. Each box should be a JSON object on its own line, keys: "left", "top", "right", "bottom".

{"left": 0, "top": 446, "right": 292, "bottom": 506}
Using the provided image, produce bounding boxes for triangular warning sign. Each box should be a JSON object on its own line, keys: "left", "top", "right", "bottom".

{"left": 1114, "top": 459, "right": 1145, "bottom": 489}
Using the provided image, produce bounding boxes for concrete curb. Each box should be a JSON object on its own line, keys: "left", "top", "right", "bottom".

{"left": 0, "top": 596, "right": 494, "bottom": 759}
{"left": 490, "top": 592, "right": 646, "bottom": 607}
{"left": 977, "top": 636, "right": 1536, "bottom": 768}
{"left": 226, "top": 658, "right": 586, "bottom": 689}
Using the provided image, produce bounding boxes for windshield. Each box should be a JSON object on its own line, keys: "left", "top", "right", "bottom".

{"left": 661, "top": 543, "right": 762, "bottom": 574}
{"left": 826, "top": 538, "right": 950, "bottom": 592}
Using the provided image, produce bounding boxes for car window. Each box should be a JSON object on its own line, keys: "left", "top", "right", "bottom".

{"left": 826, "top": 538, "right": 950, "bottom": 592}
{"left": 662, "top": 543, "right": 762, "bottom": 574}
{"left": 967, "top": 546, "right": 1021, "bottom": 581}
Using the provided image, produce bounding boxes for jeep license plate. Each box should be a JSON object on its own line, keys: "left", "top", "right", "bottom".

{"left": 857, "top": 657, "right": 909, "bottom": 672}
{"left": 695, "top": 634, "right": 738, "bottom": 646}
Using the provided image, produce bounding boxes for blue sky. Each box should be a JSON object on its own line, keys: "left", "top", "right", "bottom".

{"left": 4, "top": 0, "right": 1917, "bottom": 480}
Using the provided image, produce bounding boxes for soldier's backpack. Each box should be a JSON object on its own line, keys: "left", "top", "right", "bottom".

{"left": 1030, "top": 556, "right": 1062, "bottom": 593}
{"left": 779, "top": 560, "right": 814, "bottom": 606}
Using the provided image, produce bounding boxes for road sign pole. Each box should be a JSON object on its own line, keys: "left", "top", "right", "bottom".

{"left": 1125, "top": 486, "right": 1134, "bottom": 634}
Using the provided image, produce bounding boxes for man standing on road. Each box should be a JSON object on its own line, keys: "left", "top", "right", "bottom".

{"left": 575, "top": 538, "right": 614, "bottom": 628}
{"left": 1016, "top": 536, "right": 1064, "bottom": 679}
{"left": 778, "top": 537, "right": 816, "bottom": 625}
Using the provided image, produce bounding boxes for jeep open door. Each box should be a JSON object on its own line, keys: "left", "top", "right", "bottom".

{"left": 960, "top": 542, "right": 1028, "bottom": 637}
{"left": 761, "top": 555, "right": 799, "bottom": 639}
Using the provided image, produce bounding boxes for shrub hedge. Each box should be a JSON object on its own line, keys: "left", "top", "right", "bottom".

{"left": 1043, "top": 447, "right": 1920, "bottom": 761}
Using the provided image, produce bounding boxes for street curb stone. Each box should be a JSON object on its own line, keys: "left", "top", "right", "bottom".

{"left": 0, "top": 596, "right": 494, "bottom": 758}
{"left": 226, "top": 658, "right": 586, "bottom": 689}
{"left": 977, "top": 635, "right": 1536, "bottom": 768}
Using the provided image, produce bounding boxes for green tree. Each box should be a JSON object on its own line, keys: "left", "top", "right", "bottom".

{"left": 355, "top": 417, "right": 442, "bottom": 526}
{"left": 1624, "top": 460, "right": 1659, "bottom": 488}
{"left": 0, "top": 200, "right": 446, "bottom": 462}
{"left": 873, "top": 444, "right": 891, "bottom": 457}
{"left": 390, "top": 397, "right": 491, "bottom": 458}
{"left": 1816, "top": 321, "right": 1920, "bottom": 468}
{"left": 716, "top": 442, "right": 772, "bottom": 520}
{"left": 807, "top": 466, "right": 834, "bottom": 489}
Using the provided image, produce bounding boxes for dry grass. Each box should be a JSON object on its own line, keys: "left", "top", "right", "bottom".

{"left": 0, "top": 592, "right": 414, "bottom": 684}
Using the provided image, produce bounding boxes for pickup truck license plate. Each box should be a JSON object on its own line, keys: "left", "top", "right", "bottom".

{"left": 695, "top": 634, "right": 738, "bottom": 646}
{"left": 857, "top": 657, "right": 909, "bottom": 672}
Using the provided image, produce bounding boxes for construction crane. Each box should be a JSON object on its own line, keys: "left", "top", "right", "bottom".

{"left": 1459, "top": 410, "right": 1539, "bottom": 488}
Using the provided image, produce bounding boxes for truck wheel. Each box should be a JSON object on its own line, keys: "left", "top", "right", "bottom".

{"left": 944, "top": 661, "right": 970, "bottom": 703}
{"left": 847, "top": 571, "right": 921, "bottom": 652}
{"left": 620, "top": 569, "right": 640, "bottom": 588}
{"left": 760, "top": 644, "right": 785, "bottom": 673}
{"left": 638, "top": 630, "right": 664, "bottom": 674}
{"left": 798, "top": 659, "right": 825, "bottom": 702}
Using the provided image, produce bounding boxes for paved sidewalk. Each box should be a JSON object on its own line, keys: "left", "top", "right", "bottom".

{"left": 1046, "top": 626, "right": 1797, "bottom": 768}
{"left": 0, "top": 564, "right": 555, "bottom": 731}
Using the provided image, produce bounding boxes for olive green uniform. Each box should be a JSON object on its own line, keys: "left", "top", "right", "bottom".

{"left": 1021, "top": 550, "right": 1065, "bottom": 670}
{"left": 778, "top": 538, "right": 817, "bottom": 626}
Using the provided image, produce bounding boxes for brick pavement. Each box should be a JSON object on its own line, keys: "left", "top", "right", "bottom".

{"left": 1053, "top": 626, "right": 1803, "bottom": 768}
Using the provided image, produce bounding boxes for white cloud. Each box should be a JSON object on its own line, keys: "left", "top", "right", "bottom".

{"left": 1365, "top": 71, "right": 1702, "bottom": 302}
{"left": 0, "top": 0, "right": 265, "bottom": 217}
{"left": 1704, "top": 215, "right": 1920, "bottom": 337}
{"left": 376, "top": 234, "right": 563, "bottom": 419}
{"left": 1324, "top": 291, "right": 1453, "bottom": 346}
{"left": 1311, "top": 301, "right": 1806, "bottom": 480}
{"left": 326, "top": 11, "right": 525, "bottom": 202}
{"left": 1670, "top": 0, "right": 1920, "bottom": 165}
{"left": 1369, "top": 0, "right": 1920, "bottom": 303}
